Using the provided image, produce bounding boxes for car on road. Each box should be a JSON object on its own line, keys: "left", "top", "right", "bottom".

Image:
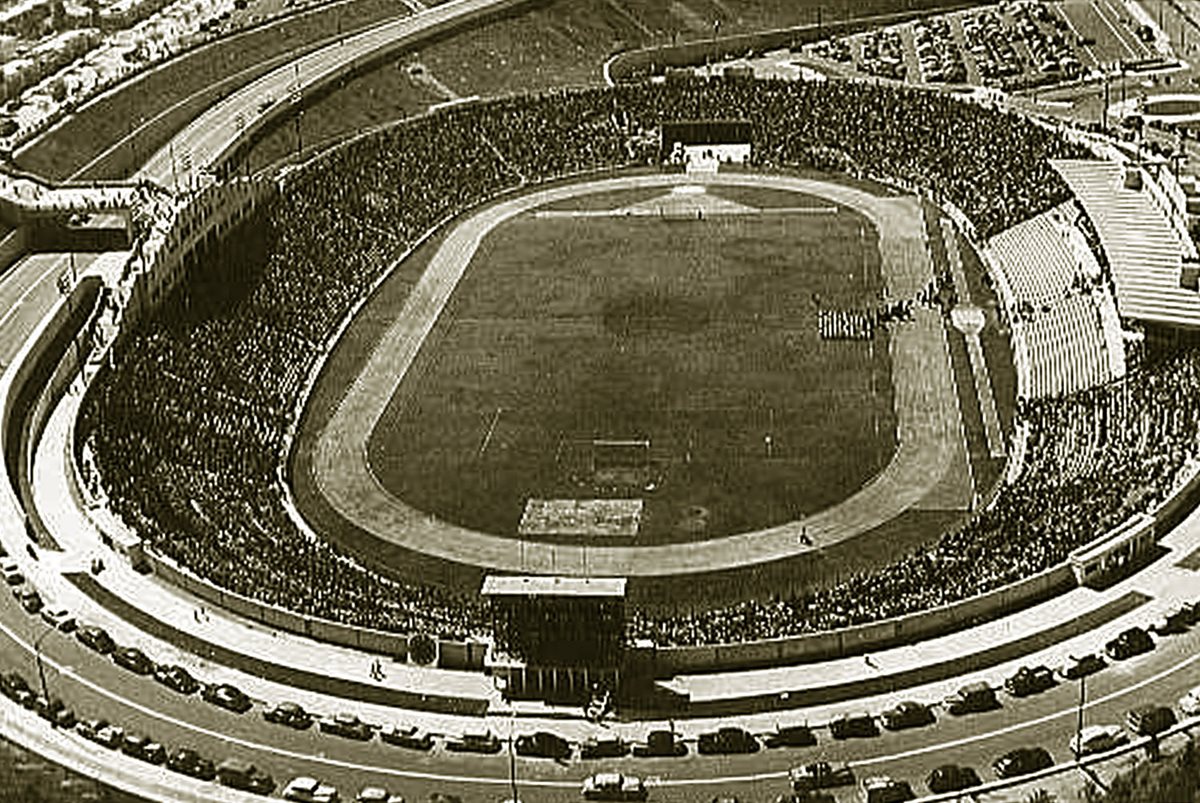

{"left": 581, "top": 772, "right": 648, "bottom": 801}
{"left": 880, "top": 701, "right": 934, "bottom": 730}
{"left": 202, "top": 682, "right": 253, "bottom": 714}
{"left": 17, "top": 587, "right": 42, "bottom": 613}
{"left": 860, "top": 776, "right": 914, "bottom": 803}
{"left": 93, "top": 725, "right": 125, "bottom": 750}
{"left": 319, "top": 712, "right": 373, "bottom": 741}
{"left": 153, "top": 664, "right": 199, "bottom": 695}
{"left": 1, "top": 559, "right": 23, "bottom": 586}
{"left": 1005, "top": 665, "right": 1056, "bottom": 697}
{"left": 579, "top": 735, "right": 629, "bottom": 759}
{"left": 632, "top": 730, "right": 686, "bottom": 757}
{"left": 216, "top": 758, "right": 274, "bottom": 795}
{"left": 1178, "top": 684, "right": 1200, "bottom": 716}
{"left": 790, "top": 761, "right": 855, "bottom": 792}
{"left": 0, "top": 671, "right": 31, "bottom": 705}
{"left": 1105, "top": 627, "right": 1154, "bottom": 660}
{"left": 39, "top": 607, "right": 75, "bottom": 632}
{"left": 763, "top": 724, "right": 817, "bottom": 748}
{"left": 283, "top": 775, "right": 340, "bottom": 803}
{"left": 74, "top": 718, "right": 109, "bottom": 743}
{"left": 1057, "top": 653, "right": 1105, "bottom": 680}
{"left": 33, "top": 696, "right": 74, "bottom": 728}
{"left": 167, "top": 747, "right": 216, "bottom": 780}
{"left": 829, "top": 712, "right": 878, "bottom": 739}
{"left": 944, "top": 682, "right": 998, "bottom": 715}
{"left": 444, "top": 730, "right": 502, "bottom": 754}
{"left": 1150, "top": 607, "right": 1190, "bottom": 636}
{"left": 925, "top": 764, "right": 981, "bottom": 794}
{"left": 1126, "top": 704, "right": 1177, "bottom": 736}
{"left": 992, "top": 747, "right": 1053, "bottom": 778}
{"left": 380, "top": 723, "right": 433, "bottom": 750}
{"left": 111, "top": 646, "right": 155, "bottom": 675}
{"left": 75, "top": 625, "right": 115, "bottom": 654}
{"left": 263, "top": 701, "right": 313, "bottom": 730}
{"left": 1069, "top": 724, "right": 1129, "bottom": 756}
{"left": 698, "top": 726, "right": 759, "bottom": 754}
{"left": 515, "top": 731, "right": 572, "bottom": 760}
{"left": 121, "top": 733, "right": 167, "bottom": 765}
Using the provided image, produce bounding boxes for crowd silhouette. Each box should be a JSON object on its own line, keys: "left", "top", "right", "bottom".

{"left": 80, "top": 76, "right": 1189, "bottom": 647}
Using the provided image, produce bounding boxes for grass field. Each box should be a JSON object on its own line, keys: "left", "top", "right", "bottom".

{"left": 364, "top": 185, "right": 897, "bottom": 543}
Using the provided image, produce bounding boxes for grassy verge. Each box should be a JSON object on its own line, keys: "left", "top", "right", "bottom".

{"left": 15, "top": 0, "right": 407, "bottom": 181}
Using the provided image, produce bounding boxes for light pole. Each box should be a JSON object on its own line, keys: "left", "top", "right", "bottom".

{"left": 507, "top": 707, "right": 519, "bottom": 803}
{"left": 1073, "top": 673, "right": 1086, "bottom": 761}
{"left": 33, "top": 624, "right": 54, "bottom": 703}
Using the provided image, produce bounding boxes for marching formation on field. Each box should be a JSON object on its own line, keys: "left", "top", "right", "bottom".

{"left": 78, "top": 75, "right": 1192, "bottom": 647}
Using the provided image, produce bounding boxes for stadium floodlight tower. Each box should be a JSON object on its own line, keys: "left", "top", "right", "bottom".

{"left": 482, "top": 575, "right": 626, "bottom": 707}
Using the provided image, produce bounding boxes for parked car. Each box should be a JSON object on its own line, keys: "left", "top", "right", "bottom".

{"left": 33, "top": 696, "right": 74, "bottom": 728}
{"left": 1005, "top": 665, "right": 1056, "bottom": 697}
{"left": 698, "top": 726, "right": 759, "bottom": 754}
{"left": 515, "top": 731, "right": 572, "bottom": 759}
{"left": 216, "top": 758, "right": 274, "bottom": 794}
{"left": 579, "top": 735, "right": 629, "bottom": 759}
{"left": 380, "top": 723, "right": 433, "bottom": 750}
{"left": 444, "top": 730, "right": 501, "bottom": 754}
{"left": 1105, "top": 627, "right": 1154, "bottom": 660}
{"left": 925, "top": 764, "right": 980, "bottom": 794}
{"left": 74, "top": 718, "right": 109, "bottom": 743}
{"left": 121, "top": 733, "right": 167, "bottom": 764}
{"left": 111, "top": 646, "right": 155, "bottom": 675}
{"left": 1150, "top": 607, "right": 1190, "bottom": 636}
{"left": 153, "top": 664, "right": 199, "bottom": 694}
{"left": 790, "top": 761, "right": 855, "bottom": 792}
{"left": 1178, "top": 684, "right": 1200, "bottom": 716}
{"left": 1069, "top": 724, "right": 1129, "bottom": 756}
{"left": 1057, "top": 653, "right": 1105, "bottom": 680}
{"left": 763, "top": 724, "right": 817, "bottom": 748}
{"left": 829, "top": 712, "right": 878, "bottom": 739}
{"left": 632, "top": 730, "right": 686, "bottom": 757}
{"left": 319, "top": 712, "right": 373, "bottom": 741}
{"left": 860, "top": 776, "right": 914, "bottom": 803}
{"left": 93, "top": 725, "right": 125, "bottom": 750}
{"left": 202, "top": 682, "right": 253, "bottom": 714}
{"left": 581, "top": 772, "right": 648, "bottom": 801}
{"left": 75, "top": 625, "right": 115, "bottom": 654}
{"left": 39, "top": 607, "right": 76, "bottom": 632}
{"left": 167, "top": 747, "right": 216, "bottom": 780}
{"left": 880, "top": 701, "right": 934, "bottom": 730}
{"left": 263, "top": 701, "right": 313, "bottom": 730}
{"left": 992, "top": 747, "right": 1053, "bottom": 778}
{"left": 282, "top": 775, "right": 339, "bottom": 803}
{"left": 17, "top": 587, "right": 42, "bottom": 613}
{"left": 0, "top": 671, "right": 30, "bottom": 705}
{"left": 1126, "top": 704, "right": 1177, "bottom": 736}
{"left": 356, "top": 788, "right": 404, "bottom": 803}
{"left": 944, "top": 682, "right": 998, "bottom": 715}
{"left": 1, "top": 559, "right": 23, "bottom": 586}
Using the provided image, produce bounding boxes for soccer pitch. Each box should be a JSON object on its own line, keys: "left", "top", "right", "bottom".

{"left": 364, "top": 183, "right": 898, "bottom": 543}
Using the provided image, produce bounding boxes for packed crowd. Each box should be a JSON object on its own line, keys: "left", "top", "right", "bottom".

{"left": 79, "top": 75, "right": 1160, "bottom": 648}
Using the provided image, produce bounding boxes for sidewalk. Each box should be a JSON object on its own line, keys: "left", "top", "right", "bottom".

{"left": 15, "top": 368, "right": 1200, "bottom": 741}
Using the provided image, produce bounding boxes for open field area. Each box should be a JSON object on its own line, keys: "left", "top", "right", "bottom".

{"left": 364, "top": 184, "right": 897, "bottom": 543}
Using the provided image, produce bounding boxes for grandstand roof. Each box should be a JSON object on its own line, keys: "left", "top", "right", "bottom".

{"left": 1052, "top": 159, "right": 1200, "bottom": 328}
{"left": 481, "top": 575, "right": 627, "bottom": 598}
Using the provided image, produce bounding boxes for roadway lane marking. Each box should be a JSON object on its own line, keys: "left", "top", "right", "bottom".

{"left": 4, "top": 603, "right": 1199, "bottom": 790}
{"left": 0, "top": 255, "right": 69, "bottom": 334}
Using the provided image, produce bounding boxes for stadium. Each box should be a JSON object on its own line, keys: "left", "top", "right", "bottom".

{"left": 3, "top": 0, "right": 1200, "bottom": 800}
